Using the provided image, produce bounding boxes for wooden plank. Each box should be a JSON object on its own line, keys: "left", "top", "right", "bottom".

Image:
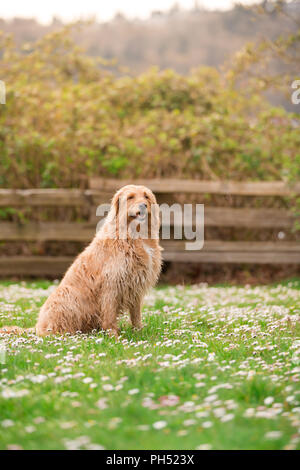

{"left": 163, "top": 251, "right": 300, "bottom": 264}
{"left": 203, "top": 207, "right": 296, "bottom": 228}
{"left": 90, "top": 205, "right": 296, "bottom": 229}
{"left": 0, "top": 222, "right": 96, "bottom": 242}
{"left": 0, "top": 257, "right": 73, "bottom": 276}
{"left": 161, "top": 241, "right": 300, "bottom": 252}
{"left": 0, "top": 189, "right": 115, "bottom": 208}
{"left": 1, "top": 203, "right": 296, "bottom": 241}
{"left": 1, "top": 183, "right": 299, "bottom": 208}
{"left": 1, "top": 216, "right": 299, "bottom": 251}
{"left": 0, "top": 189, "right": 91, "bottom": 207}
{"left": 0, "top": 248, "right": 299, "bottom": 277}
{"left": 90, "top": 178, "right": 300, "bottom": 196}
{"left": 1, "top": 181, "right": 300, "bottom": 209}
{"left": 162, "top": 206, "right": 296, "bottom": 229}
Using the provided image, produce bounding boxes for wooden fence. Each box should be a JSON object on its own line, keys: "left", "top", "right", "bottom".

{"left": 0, "top": 179, "right": 299, "bottom": 277}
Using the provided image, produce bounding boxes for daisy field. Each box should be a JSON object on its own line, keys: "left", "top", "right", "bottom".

{"left": 0, "top": 280, "right": 299, "bottom": 450}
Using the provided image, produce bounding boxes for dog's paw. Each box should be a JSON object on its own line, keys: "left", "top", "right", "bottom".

{"left": 106, "top": 328, "right": 120, "bottom": 340}
{"left": 132, "top": 323, "right": 144, "bottom": 331}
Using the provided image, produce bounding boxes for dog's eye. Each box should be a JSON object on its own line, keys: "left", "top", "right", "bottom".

{"left": 144, "top": 194, "right": 149, "bottom": 200}
{"left": 127, "top": 195, "right": 134, "bottom": 200}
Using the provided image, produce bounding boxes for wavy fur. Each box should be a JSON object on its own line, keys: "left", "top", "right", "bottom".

{"left": 1, "top": 185, "right": 162, "bottom": 337}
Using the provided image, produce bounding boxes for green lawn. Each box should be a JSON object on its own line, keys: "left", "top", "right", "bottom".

{"left": 0, "top": 279, "right": 299, "bottom": 450}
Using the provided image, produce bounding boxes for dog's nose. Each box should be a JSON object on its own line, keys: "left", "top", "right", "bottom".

{"left": 139, "top": 203, "right": 147, "bottom": 211}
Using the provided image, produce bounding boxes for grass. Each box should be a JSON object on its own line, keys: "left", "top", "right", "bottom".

{"left": 0, "top": 279, "right": 299, "bottom": 450}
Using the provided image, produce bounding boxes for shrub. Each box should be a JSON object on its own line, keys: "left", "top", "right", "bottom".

{"left": 0, "top": 27, "right": 299, "bottom": 189}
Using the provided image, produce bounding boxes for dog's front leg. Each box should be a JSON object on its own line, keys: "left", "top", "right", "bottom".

{"left": 102, "top": 301, "right": 119, "bottom": 338}
{"left": 130, "top": 299, "right": 143, "bottom": 330}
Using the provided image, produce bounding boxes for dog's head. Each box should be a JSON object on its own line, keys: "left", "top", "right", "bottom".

{"left": 110, "top": 185, "right": 159, "bottom": 239}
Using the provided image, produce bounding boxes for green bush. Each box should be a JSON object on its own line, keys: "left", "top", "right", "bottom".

{"left": 0, "top": 27, "right": 299, "bottom": 189}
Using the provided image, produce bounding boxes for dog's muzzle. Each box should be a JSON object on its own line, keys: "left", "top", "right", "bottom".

{"left": 129, "top": 203, "right": 148, "bottom": 221}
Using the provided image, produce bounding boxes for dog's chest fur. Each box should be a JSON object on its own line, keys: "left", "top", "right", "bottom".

{"left": 100, "top": 240, "right": 158, "bottom": 309}
{"left": 105, "top": 241, "right": 153, "bottom": 282}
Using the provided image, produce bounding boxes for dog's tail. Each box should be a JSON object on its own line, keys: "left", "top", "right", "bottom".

{"left": 0, "top": 326, "right": 35, "bottom": 335}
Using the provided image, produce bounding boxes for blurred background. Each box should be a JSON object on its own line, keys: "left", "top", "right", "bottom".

{"left": 0, "top": 0, "right": 299, "bottom": 284}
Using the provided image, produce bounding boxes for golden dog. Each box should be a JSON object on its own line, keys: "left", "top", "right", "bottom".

{"left": 1, "top": 185, "right": 162, "bottom": 337}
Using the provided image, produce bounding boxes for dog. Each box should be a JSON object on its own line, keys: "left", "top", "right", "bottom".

{"left": 0, "top": 185, "right": 162, "bottom": 337}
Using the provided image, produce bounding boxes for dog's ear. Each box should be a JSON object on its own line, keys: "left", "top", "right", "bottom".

{"left": 145, "top": 189, "right": 160, "bottom": 237}
{"left": 110, "top": 189, "right": 122, "bottom": 219}
{"left": 150, "top": 202, "right": 160, "bottom": 238}
{"left": 106, "top": 190, "right": 120, "bottom": 225}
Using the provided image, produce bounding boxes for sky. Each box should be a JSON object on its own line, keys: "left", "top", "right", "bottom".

{"left": 0, "top": 1, "right": 257, "bottom": 24}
